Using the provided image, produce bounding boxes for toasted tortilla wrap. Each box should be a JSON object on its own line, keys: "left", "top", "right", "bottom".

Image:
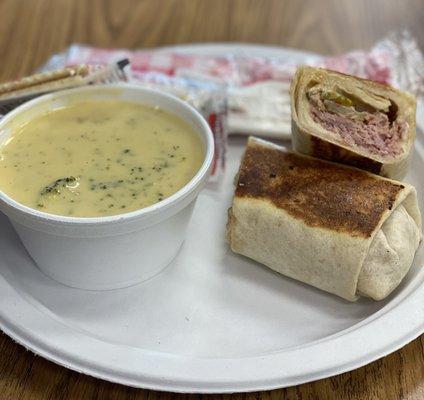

{"left": 227, "top": 137, "right": 422, "bottom": 301}
{"left": 290, "top": 66, "right": 416, "bottom": 180}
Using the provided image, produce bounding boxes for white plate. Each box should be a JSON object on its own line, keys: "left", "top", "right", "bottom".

{"left": 1, "top": 44, "right": 424, "bottom": 393}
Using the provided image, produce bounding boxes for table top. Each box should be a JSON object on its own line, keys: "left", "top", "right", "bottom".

{"left": 1, "top": 1, "right": 423, "bottom": 399}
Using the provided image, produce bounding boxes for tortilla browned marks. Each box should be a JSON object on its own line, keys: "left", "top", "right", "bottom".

{"left": 309, "top": 135, "right": 383, "bottom": 175}
{"left": 235, "top": 139, "right": 404, "bottom": 238}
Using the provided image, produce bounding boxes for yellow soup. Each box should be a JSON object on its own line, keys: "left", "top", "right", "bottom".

{"left": 0, "top": 100, "right": 204, "bottom": 217}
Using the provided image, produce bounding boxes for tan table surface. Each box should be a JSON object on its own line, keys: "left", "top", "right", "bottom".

{"left": 1, "top": 1, "right": 423, "bottom": 399}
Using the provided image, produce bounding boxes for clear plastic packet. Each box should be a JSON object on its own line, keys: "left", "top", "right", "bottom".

{"left": 0, "top": 60, "right": 129, "bottom": 115}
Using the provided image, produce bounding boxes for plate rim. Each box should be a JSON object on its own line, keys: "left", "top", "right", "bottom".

{"left": 1, "top": 263, "right": 424, "bottom": 393}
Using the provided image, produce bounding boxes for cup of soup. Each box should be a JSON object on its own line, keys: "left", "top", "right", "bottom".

{"left": 0, "top": 85, "right": 214, "bottom": 289}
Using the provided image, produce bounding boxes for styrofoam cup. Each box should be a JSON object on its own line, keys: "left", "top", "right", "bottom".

{"left": 0, "top": 85, "right": 214, "bottom": 290}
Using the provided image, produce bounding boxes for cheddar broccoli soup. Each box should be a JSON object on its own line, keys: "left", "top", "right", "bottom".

{"left": 0, "top": 101, "right": 204, "bottom": 217}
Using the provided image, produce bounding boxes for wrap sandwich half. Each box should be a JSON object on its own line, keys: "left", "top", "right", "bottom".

{"left": 227, "top": 137, "right": 422, "bottom": 301}
{"left": 290, "top": 66, "right": 416, "bottom": 180}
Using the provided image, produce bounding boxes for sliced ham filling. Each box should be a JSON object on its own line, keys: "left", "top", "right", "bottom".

{"left": 307, "top": 90, "right": 406, "bottom": 157}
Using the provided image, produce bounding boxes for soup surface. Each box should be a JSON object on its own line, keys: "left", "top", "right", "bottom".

{"left": 0, "top": 100, "right": 204, "bottom": 217}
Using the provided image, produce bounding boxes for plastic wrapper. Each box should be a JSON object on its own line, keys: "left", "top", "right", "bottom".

{"left": 40, "top": 31, "right": 423, "bottom": 141}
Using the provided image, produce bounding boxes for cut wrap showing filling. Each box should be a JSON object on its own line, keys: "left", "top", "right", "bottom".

{"left": 307, "top": 87, "right": 407, "bottom": 157}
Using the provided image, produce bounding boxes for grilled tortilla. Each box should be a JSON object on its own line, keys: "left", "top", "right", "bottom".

{"left": 227, "top": 137, "right": 422, "bottom": 301}
{"left": 290, "top": 66, "right": 416, "bottom": 180}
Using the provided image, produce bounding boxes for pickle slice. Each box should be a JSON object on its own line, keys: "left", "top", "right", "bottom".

{"left": 321, "top": 90, "right": 353, "bottom": 107}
